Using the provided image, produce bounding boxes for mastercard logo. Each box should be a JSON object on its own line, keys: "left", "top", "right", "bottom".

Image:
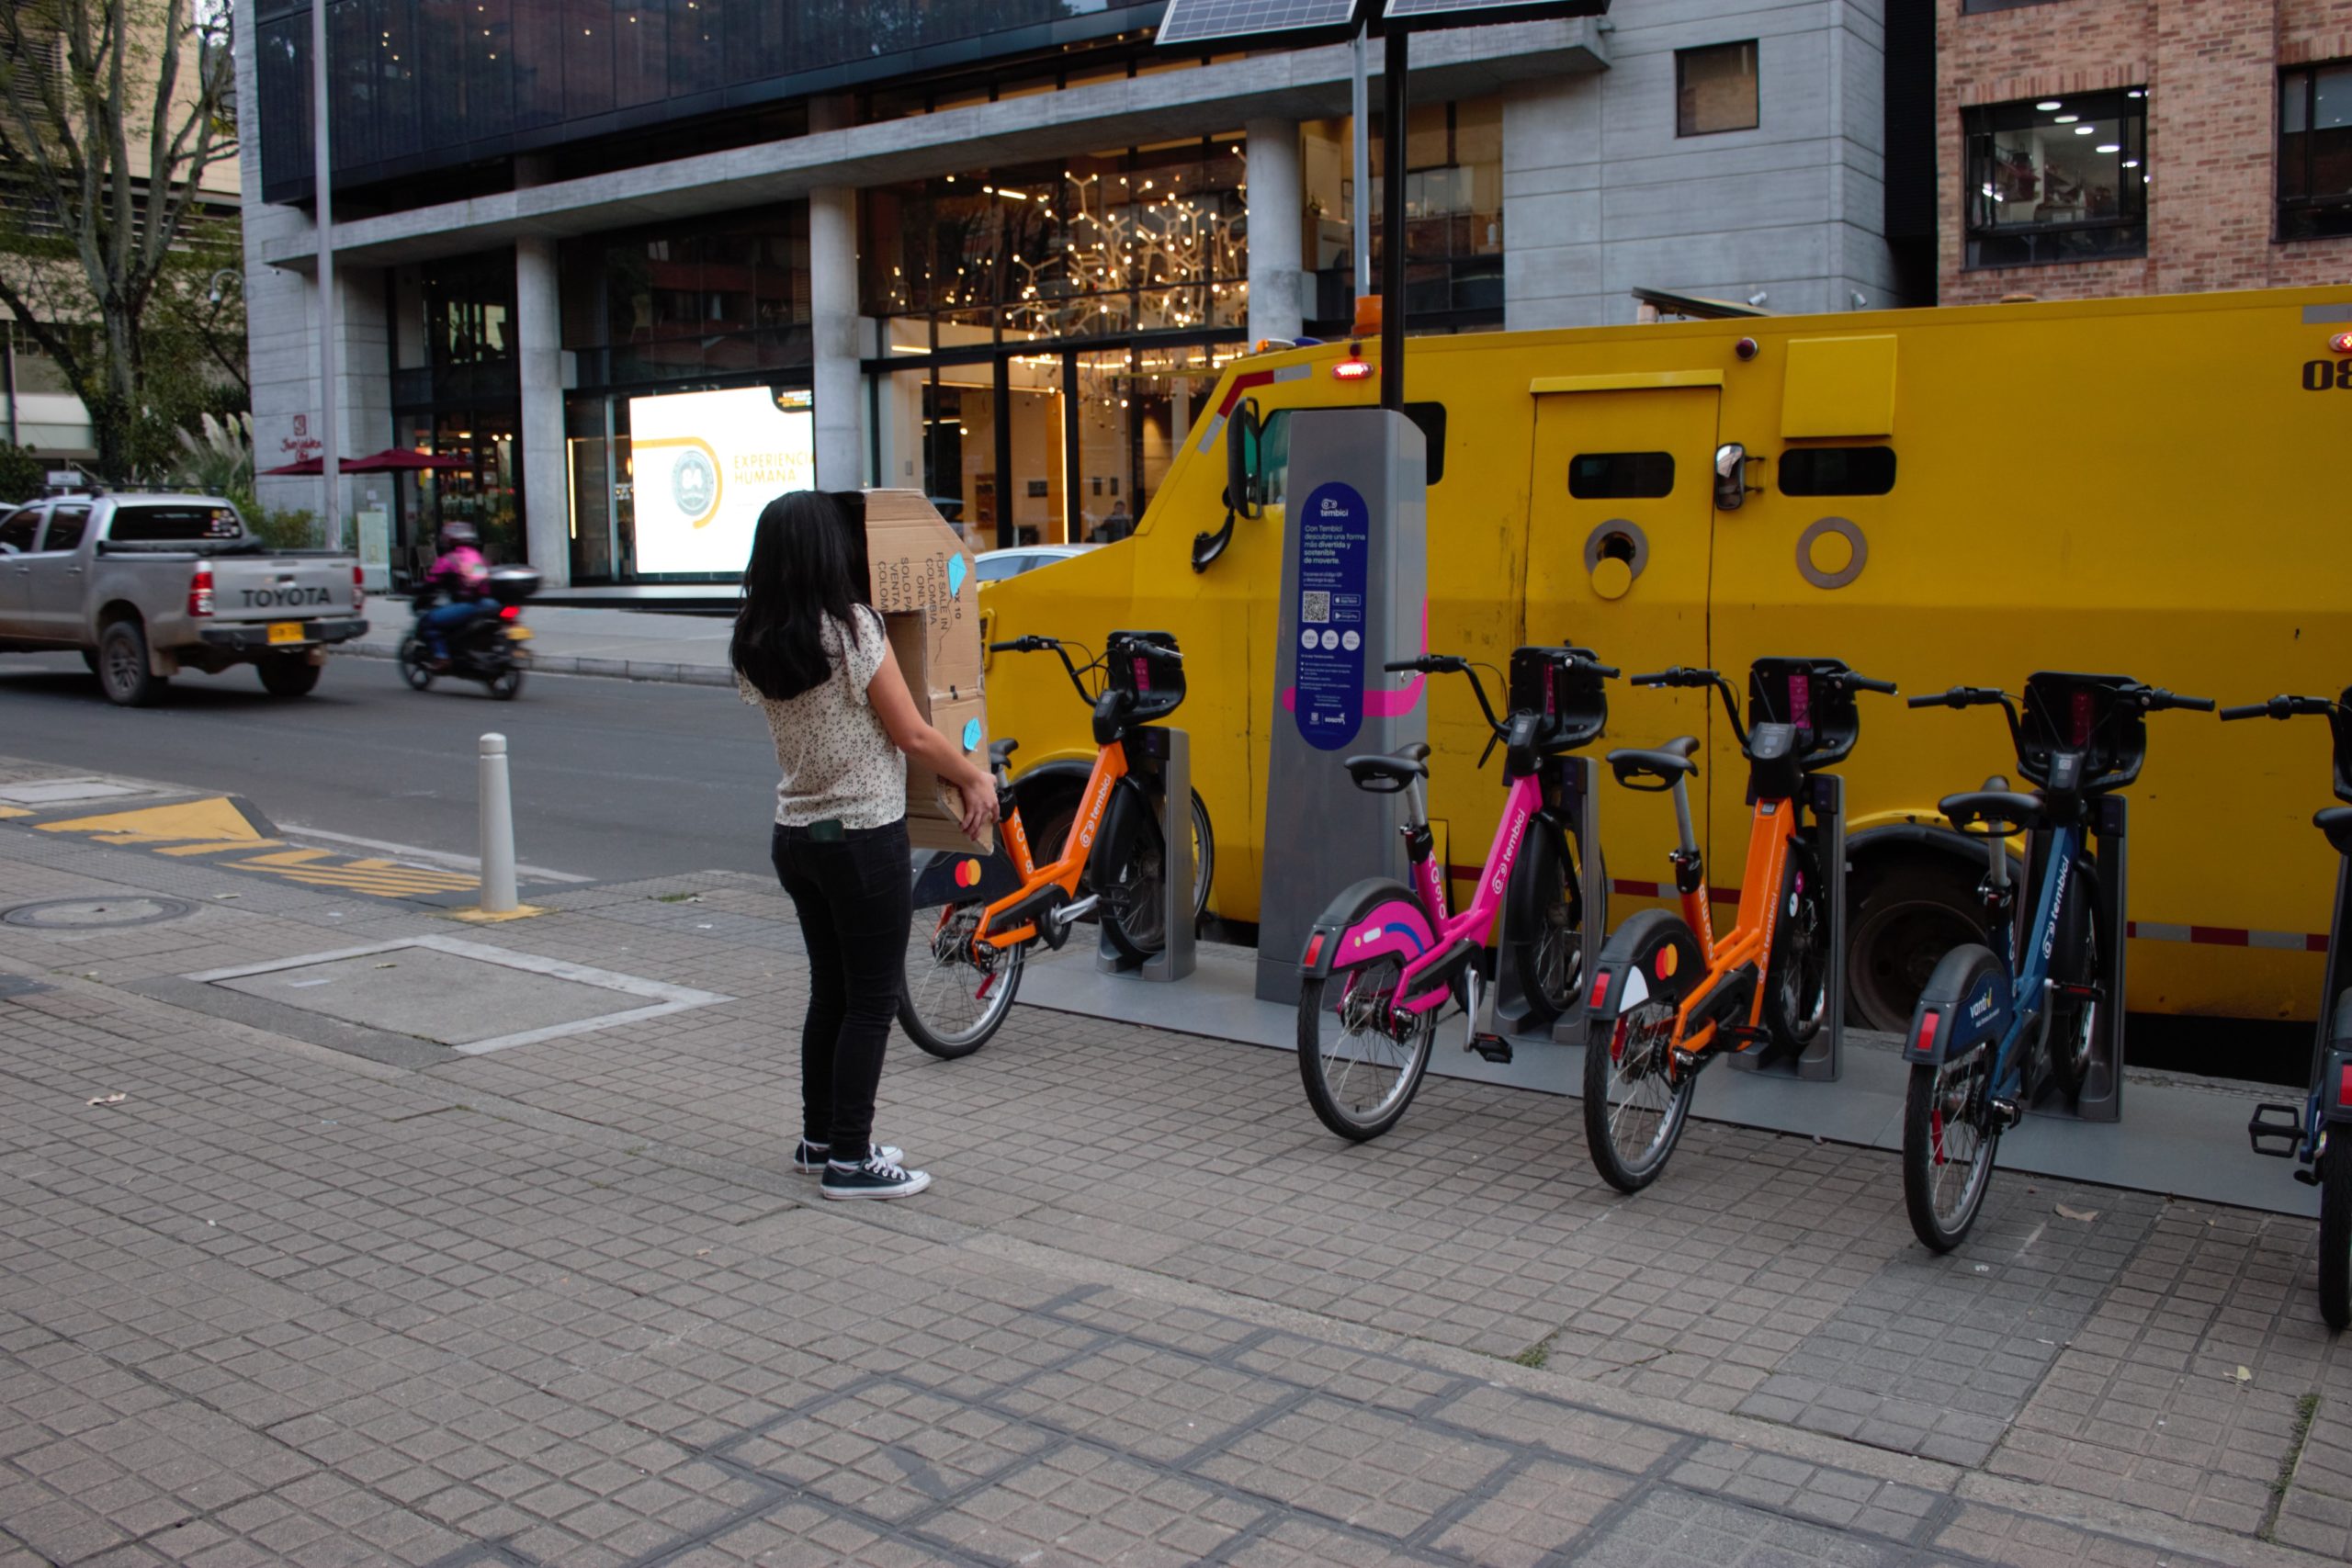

{"left": 954, "top": 858, "right": 983, "bottom": 887}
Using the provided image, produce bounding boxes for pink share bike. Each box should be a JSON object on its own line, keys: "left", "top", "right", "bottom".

{"left": 1295, "top": 645, "right": 1616, "bottom": 1138}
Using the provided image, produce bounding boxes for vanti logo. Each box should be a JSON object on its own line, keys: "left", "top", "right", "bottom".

{"left": 1319, "top": 497, "right": 1349, "bottom": 517}
{"left": 1968, "top": 992, "right": 1993, "bottom": 1021}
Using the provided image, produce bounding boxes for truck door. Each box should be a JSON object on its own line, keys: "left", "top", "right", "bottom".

{"left": 19, "top": 503, "right": 91, "bottom": 644}
{"left": 1525, "top": 384, "right": 1721, "bottom": 883}
{"left": 0, "top": 506, "right": 40, "bottom": 624}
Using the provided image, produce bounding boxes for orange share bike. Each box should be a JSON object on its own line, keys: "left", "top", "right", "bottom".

{"left": 897, "top": 630, "right": 1186, "bottom": 1058}
{"left": 1581, "top": 658, "right": 1896, "bottom": 1191}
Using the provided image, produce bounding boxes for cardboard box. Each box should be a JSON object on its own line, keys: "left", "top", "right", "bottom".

{"left": 835, "top": 490, "right": 989, "bottom": 853}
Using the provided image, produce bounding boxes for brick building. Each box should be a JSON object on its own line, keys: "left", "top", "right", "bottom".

{"left": 1939, "top": 0, "right": 2352, "bottom": 304}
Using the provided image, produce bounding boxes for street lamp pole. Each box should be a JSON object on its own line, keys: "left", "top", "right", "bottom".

{"left": 310, "top": 0, "right": 341, "bottom": 548}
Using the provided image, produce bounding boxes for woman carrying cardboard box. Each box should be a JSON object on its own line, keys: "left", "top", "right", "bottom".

{"left": 734, "top": 491, "right": 997, "bottom": 1201}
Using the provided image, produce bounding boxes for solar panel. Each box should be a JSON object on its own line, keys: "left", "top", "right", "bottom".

{"left": 1157, "top": 0, "right": 1363, "bottom": 47}
{"left": 1382, "top": 0, "right": 1609, "bottom": 20}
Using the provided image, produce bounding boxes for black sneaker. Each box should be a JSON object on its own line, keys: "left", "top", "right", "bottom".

{"left": 795, "top": 1139, "right": 902, "bottom": 1175}
{"left": 820, "top": 1155, "right": 932, "bottom": 1201}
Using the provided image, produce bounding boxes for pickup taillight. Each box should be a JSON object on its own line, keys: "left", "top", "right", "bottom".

{"left": 187, "top": 564, "right": 213, "bottom": 618}
{"left": 352, "top": 563, "right": 365, "bottom": 612}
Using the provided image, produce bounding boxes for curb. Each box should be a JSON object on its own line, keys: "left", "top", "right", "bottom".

{"left": 333, "top": 642, "right": 734, "bottom": 689}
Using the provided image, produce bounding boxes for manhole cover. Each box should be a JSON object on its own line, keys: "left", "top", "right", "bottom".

{"left": 2, "top": 897, "right": 198, "bottom": 930}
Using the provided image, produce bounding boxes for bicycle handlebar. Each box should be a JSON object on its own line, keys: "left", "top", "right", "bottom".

{"left": 2222, "top": 694, "right": 2338, "bottom": 722}
{"left": 1846, "top": 673, "right": 1899, "bottom": 695}
{"left": 2146, "top": 689, "right": 2214, "bottom": 713}
{"left": 1907, "top": 684, "right": 2010, "bottom": 710}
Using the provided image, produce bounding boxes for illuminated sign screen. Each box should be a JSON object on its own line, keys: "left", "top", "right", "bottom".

{"left": 628, "top": 386, "right": 815, "bottom": 574}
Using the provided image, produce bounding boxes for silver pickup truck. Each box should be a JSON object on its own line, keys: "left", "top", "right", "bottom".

{"left": 0, "top": 492, "right": 368, "bottom": 705}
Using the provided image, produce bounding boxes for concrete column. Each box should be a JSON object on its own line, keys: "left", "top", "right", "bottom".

{"left": 809, "top": 186, "right": 861, "bottom": 491}
{"left": 1501, "top": 75, "right": 1606, "bottom": 330}
{"left": 514, "top": 235, "right": 571, "bottom": 585}
{"left": 1244, "top": 118, "right": 1304, "bottom": 344}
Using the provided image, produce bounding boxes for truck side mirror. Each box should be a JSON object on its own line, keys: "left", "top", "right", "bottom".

{"left": 1226, "top": 398, "right": 1264, "bottom": 521}
{"left": 1713, "top": 443, "right": 1748, "bottom": 512}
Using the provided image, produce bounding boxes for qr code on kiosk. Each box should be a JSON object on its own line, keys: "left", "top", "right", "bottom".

{"left": 1301, "top": 592, "right": 1331, "bottom": 624}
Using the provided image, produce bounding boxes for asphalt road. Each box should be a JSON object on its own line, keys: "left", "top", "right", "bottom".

{"left": 0, "top": 651, "right": 780, "bottom": 885}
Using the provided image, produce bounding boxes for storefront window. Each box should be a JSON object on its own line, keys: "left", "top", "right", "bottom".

{"left": 1964, "top": 89, "right": 2148, "bottom": 267}
{"left": 1299, "top": 97, "right": 1504, "bottom": 333}
{"left": 2279, "top": 63, "right": 2352, "bottom": 240}
{"left": 560, "top": 207, "right": 810, "bottom": 389}
{"left": 390, "top": 252, "right": 523, "bottom": 573}
{"left": 862, "top": 139, "right": 1248, "bottom": 339}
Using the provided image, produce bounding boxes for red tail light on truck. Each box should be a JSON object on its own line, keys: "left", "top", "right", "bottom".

{"left": 187, "top": 564, "right": 213, "bottom": 617}
{"left": 353, "top": 563, "right": 366, "bottom": 612}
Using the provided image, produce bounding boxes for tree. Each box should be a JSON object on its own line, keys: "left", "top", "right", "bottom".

{"left": 0, "top": 0, "right": 237, "bottom": 481}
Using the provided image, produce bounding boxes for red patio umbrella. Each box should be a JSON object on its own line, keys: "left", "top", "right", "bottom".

{"left": 258, "top": 455, "right": 322, "bottom": 476}
{"left": 345, "top": 448, "right": 470, "bottom": 472}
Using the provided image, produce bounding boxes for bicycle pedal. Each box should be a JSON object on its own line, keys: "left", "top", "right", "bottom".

{"left": 1467, "top": 1035, "right": 1514, "bottom": 1065}
{"left": 2296, "top": 1166, "right": 2322, "bottom": 1187}
{"left": 2051, "top": 979, "right": 2102, "bottom": 1003}
{"left": 2248, "top": 1102, "right": 2302, "bottom": 1158}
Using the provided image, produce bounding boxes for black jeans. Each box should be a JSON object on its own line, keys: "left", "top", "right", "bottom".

{"left": 771, "top": 818, "right": 912, "bottom": 1164}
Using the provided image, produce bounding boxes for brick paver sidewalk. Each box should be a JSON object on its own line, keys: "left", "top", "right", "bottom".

{"left": 3, "top": 757, "right": 2347, "bottom": 1566}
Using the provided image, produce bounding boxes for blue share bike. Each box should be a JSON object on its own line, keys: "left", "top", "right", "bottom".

{"left": 1899, "top": 671, "right": 2213, "bottom": 1252}
{"left": 2225, "top": 685, "right": 2352, "bottom": 1330}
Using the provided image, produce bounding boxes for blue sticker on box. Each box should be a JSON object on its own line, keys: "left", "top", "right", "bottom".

{"left": 1294, "top": 480, "right": 1369, "bottom": 750}
{"left": 961, "top": 717, "right": 982, "bottom": 751}
{"left": 946, "top": 554, "right": 968, "bottom": 597}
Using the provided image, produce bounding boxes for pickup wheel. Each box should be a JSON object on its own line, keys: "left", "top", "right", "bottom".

{"left": 96, "top": 619, "right": 165, "bottom": 707}
{"left": 257, "top": 653, "right": 322, "bottom": 698}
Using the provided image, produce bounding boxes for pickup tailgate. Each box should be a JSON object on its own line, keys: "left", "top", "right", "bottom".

{"left": 209, "top": 558, "right": 359, "bottom": 624}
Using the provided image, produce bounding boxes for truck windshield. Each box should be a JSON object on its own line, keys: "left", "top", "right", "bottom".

{"left": 108, "top": 505, "right": 244, "bottom": 542}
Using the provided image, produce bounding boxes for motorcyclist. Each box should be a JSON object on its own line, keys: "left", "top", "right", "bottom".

{"left": 418, "top": 522, "right": 491, "bottom": 668}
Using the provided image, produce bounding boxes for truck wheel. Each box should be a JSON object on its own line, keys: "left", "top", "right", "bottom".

{"left": 257, "top": 654, "right": 322, "bottom": 697}
{"left": 1848, "top": 856, "right": 1983, "bottom": 1032}
{"left": 97, "top": 619, "right": 164, "bottom": 707}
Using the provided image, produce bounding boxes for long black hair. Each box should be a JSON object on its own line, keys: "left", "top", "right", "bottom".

{"left": 731, "top": 491, "right": 866, "bottom": 702}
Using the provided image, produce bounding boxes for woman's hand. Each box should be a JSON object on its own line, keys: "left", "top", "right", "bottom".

{"left": 954, "top": 770, "right": 999, "bottom": 840}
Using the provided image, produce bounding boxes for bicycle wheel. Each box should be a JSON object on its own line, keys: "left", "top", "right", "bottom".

{"left": 2042, "top": 860, "right": 2100, "bottom": 1101}
{"left": 1901, "top": 950, "right": 2005, "bottom": 1251}
{"left": 2322, "top": 1139, "right": 2352, "bottom": 1332}
{"left": 1582, "top": 993, "right": 1695, "bottom": 1192}
{"left": 1298, "top": 959, "right": 1436, "bottom": 1140}
{"left": 1763, "top": 840, "right": 1830, "bottom": 1045}
{"left": 1097, "top": 790, "right": 1168, "bottom": 962}
{"left": 899, "top": 899, "right": 1023, "bottom": 1059}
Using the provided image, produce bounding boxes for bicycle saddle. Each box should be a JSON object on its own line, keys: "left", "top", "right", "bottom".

{"left": 989, "top": 739, "right": 1019, "bottom": 768}
{"left": 1606, "top": 735, "right": 1701, "bottom": 789}
{"left": 1344, "top": 750, "right": 1429, "bottom": 793}
{"left": 1940, "top": 779, "right": 2043, "bottom": 836}
{"left": 2317, "top": 806, "right": 2352, "bottom": 858}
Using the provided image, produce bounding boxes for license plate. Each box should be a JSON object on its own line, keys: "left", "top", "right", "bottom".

{"left": 505, "top": 626, "right": 533, "bottom": 642}
{"left": 266, "top": 622, "right": 303, "bottom": 646}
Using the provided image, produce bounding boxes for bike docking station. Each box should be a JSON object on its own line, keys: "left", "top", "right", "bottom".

{"left": 1254, "top": 407, "right": 1429, "bottom": 1004}
{"left": 1722, "top": 768, "right": 1849, "bottom": 1083}
{"left": 1097, "top": 724, "right": 1196, "bottom": 984}
{"left": 1477, "top": 698, "right": 1609, "bottom": 1054}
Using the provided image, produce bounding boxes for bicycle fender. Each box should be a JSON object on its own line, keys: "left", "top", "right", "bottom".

{"left": 1584, "top": 908, "right": 1704, "bottom": 1022}
{"left": 1904, "top": 944, "right": 2007, "bottom": 1065}
{"left": 1094, "top": 775, "right": 1157, "bottom": 874}
{"left": 1299, "top": 877, "right": 1432, "bottom": 980}
{"left": 910, "top": 846, "right": 1023, "bottom": 908}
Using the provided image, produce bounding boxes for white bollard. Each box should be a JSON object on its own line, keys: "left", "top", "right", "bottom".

{"left": 478, "top": 732, "right": 518, "bottom": 914}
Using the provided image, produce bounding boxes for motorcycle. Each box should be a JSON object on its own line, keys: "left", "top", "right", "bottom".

{"left": 398, "top": 565, "right": 540, "bottom": 700}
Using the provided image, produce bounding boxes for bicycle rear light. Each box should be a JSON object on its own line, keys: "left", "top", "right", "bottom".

{"left": 2338, "top": 1062, "right": 2352, "bottom": 1111}
{"left": 1913, "top": 1010, "right": 1940, "bottom": 1056}
{"left": 1588, "top": 969, "right": 1611, "bottom": 1010}
{"left": 1302, "top": 932, "right": 1325, "bottom": 968}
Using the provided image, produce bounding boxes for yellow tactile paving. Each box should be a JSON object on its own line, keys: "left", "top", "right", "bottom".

{"left": 24, "top": 795, "right": 481, "bottom": 900}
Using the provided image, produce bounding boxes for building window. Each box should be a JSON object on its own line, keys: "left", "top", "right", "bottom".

{"left": 2279, "top": 63, "right": 2352, "bottom": 241}
{"left": 1677, "top": 43, "right": 1758, "bottom": 138}
{"left": 1964, "top": 88, "right": 2147, "bottom": 268}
